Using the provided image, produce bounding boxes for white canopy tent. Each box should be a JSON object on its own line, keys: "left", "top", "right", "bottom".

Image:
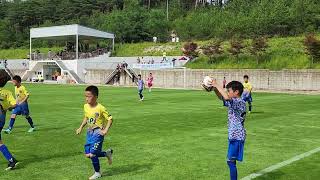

{"left": 30, "top": 24, "right": 115, "bottom": 60}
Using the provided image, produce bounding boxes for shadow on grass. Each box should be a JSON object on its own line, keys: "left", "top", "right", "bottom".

{"left": 103, "top": 163, "right": 154, "bottom": 177}
{"left": 250, "top": 111, "right": 265, "bottom": 114}
{"left": 16, "top": 151, "right": 83, "bottom": 168}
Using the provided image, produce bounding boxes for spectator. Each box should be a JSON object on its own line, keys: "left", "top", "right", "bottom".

{"left": 162, "top": 52, "right": 167, "bottom": 62}
{"left": 151, "top": 59, "right": 155, "bottom": 64}
{"left": 137, "top": 57, "right": 141, "bottom": 64}
{"left": 172, "top": 58, "right": 177, "bottom": 67}
{"left": 223, "top": 77, "right": 227, "bottom": 88}
{"left": 48, "top": 50, "right": 53, "bottom": 60}
{"left": 4, "top": 60, "right": 7, "bottom": 68}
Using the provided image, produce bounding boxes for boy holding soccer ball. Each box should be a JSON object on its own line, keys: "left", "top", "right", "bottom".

{"left": 207, "top": 79, "right": 247, "bottom": 180}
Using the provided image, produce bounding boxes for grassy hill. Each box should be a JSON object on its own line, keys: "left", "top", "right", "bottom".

{"left": 1, "top": 35, "right": 319, "bottom": 70}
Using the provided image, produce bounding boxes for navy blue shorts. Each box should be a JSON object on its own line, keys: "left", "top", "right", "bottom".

{"left": 0, "top": 114, "right": 6, "bottom": 141}
{"left": 84, "top": 128, "right": 104, "bottom": 155}
{"left": 12, "top": 102, "right": 29, "bottom": 116}
{"left": 241, "top": 92, "right": 252, "bottom": 103}
{"left": 227, "top": 139, "right": 245, "bottom": 161}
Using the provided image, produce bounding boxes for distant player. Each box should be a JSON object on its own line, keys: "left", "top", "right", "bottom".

{"left": 137, "top": 74, "right": 144, "bottom": 101}
{"left": 4, "top": 75, "right": 35, "bottom": 134}
{"left": 146, "top": 73, "right": 154, "bottom": 92}
{"left": 242, "top": 75, "right": 253, "bottom": 113}
{"left": 0, "top": 70, "right": 19, "bottom": 170}
{"left": 223, "top": 77, "right": 227, "bottom": 88}
{"left": 76, "top": 85, "right": 113, "bottom": 180}
{"left": 210, "top": 79, "right": 246, "bottom": 180}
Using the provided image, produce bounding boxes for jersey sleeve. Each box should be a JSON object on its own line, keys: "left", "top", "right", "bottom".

{"left": 101, "top": 106, "right": 111, "bottom": 121}
{"left": 247, "top": 83, "right": 253, "bottom": 91}
{"left": 23, "top": 86, "right": 30, "bottom": 96}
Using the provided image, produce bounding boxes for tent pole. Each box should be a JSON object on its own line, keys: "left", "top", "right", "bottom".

{"left": 76, "top": 34, "right": 79, "bottom": 60}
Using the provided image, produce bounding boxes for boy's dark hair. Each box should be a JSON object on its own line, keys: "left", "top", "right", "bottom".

{"left": 226, "top": 81, "right": 244, "bottom": 96}
{"left": 244, "top": 75, "right": 249, "bottom": 79}
{"left": 0, "top": 70, "right": 11, "bottom": 88}
{"left": 85, "top": 85, "right": 99, "bottom": 97}
{"left": 13, "top": 75, "right": 22, "bottom": 83}
{"left": 138, "top": 74, "right": 141, "bottom": 77}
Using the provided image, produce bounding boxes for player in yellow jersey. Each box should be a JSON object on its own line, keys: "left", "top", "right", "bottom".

{"left": 76, "top": 85, "right": 113, "bottom": 180}
{"left": 0, "top": 70, "right": 19, "bottom": 170}
{"left": 241, "top": 75, "right": 253, "bottom": 113}
{"left": 4, "top": 75, "right": 35, "bottom": 134}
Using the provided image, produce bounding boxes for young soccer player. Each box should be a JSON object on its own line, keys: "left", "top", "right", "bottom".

{"left": 76, "top": 86, "right": 113, "bottom": 180}
{"left": 0, "top": 70, "right": 19, "bottom": 170}
{"left": 211, "top": 80, "right": 246, "bottom": 180}
{"left": 137, "top": 74, "right": 144, "bottom": 101}
{"left": 146, "top": 73, "right": 154, "bottom": 92}
{"left": 223, "top": 77, "right": 227, "bottom": 89}
{"left": 4, "top": 75, "right": 35, "bottom": 134}
{"left": 242, "top": 75, "right": 253, "bottom": 113}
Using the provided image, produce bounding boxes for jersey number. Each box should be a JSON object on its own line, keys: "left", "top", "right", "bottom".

{"left": 88, "top": 118, "right": 96, "bottom": 124}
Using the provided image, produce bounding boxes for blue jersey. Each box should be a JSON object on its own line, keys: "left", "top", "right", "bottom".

{"left": 224, "top": 98, "right": 247, "bottom": 141}
{"left": 138, "top": 80, "right": 144, "bottom": 90}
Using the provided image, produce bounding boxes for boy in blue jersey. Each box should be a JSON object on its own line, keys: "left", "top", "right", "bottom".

{"left": 137, "top": 74, "right": 145, "bottom": 101}
{"left": 76, "top": 86, "right": 113, "bottom": 180}
{"left": 211, "top": 79, "right": 246, "bottom": 180}
{"left": 0, "top": 70, "right": 19, "bottom": 170}
{"left": 4, "top": 75, "right": 35, "bottom": 134}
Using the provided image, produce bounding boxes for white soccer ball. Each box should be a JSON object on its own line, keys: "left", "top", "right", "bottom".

{"left": 203, "top": 76, "right": 213, "bottom": 87}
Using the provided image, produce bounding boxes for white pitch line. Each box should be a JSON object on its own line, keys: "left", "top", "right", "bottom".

{"left": 241, "top": 147, "right": 320, "bottom": 180}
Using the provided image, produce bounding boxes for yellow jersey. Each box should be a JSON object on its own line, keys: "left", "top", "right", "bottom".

{"left": 243, "top": 82, "right": 253, "bottom": 92}
{"left": 84, "top": 103, "right": 111, "bottom": 129}
{"left": 0, "top": 88, "right": 16, "bottom": 111}
{"left": 15, "top": 85, "right": 29, "bottom": 103}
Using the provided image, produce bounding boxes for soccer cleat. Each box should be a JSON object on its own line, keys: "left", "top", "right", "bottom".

{"left": 5, "top": 158, "right": 19, "bottom": 171}
{"left": 4, "top": 128, "right": 12, "bottom": 134}
{"left": 106, "top": 148, "right": 113, "bottom": 165}
{"left": 27, "top": 127, "right": 35, "bottom": 133}
{"left": 89, "top": 172, "right": 102, "bottom": 180}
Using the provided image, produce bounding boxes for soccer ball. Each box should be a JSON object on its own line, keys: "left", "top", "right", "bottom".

{"left": 203, "top": 76, "right": 213, "bottom": 87}
{"left": 202, "top": 76, "right": 213, "bottom": 92}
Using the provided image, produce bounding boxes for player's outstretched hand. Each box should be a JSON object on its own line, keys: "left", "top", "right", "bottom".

{"left": 76, "top": 128, "right": 82, "bottom": 135}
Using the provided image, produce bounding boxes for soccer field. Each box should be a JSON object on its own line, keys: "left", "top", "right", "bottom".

{"left": 0, "top": 84, "right": 319, "bottom": 180}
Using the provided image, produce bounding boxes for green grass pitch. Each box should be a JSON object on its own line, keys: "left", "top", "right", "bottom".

{"left": 0, "top": 84, "right": 319, "bottom": 180}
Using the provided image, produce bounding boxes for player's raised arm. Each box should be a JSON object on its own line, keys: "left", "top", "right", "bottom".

{"left": 212, "top": 79, "right": 230, "bottom": 101}
{"left": 76, "top": 117, "right": 87, "bottom": 135}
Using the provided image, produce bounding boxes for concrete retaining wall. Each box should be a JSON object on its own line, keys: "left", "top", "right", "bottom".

{"left": 84, "top": 69, "right": 320, "bottom": 91}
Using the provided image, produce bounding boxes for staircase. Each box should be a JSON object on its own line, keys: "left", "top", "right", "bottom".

{"left": 55, "top": 60, "right": 84, "bottom": 84}
{"left": 105, "top": 69, "right": 119, "bottom": 84}
{"left": 124, "top": 68, "right": 139, "bottom": 82}
{"left": 4, "top": 68, "right": 14, "bottom": 79}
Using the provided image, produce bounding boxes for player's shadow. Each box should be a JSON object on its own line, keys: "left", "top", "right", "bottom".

{"left": 249, "top": 111, "right": 264, "bottom": 114}
{"left": 17, "top": 151, "right": 82, "bottom": 168}
{"left": 103, "top": 163, "right": 154, "bottom": 177}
